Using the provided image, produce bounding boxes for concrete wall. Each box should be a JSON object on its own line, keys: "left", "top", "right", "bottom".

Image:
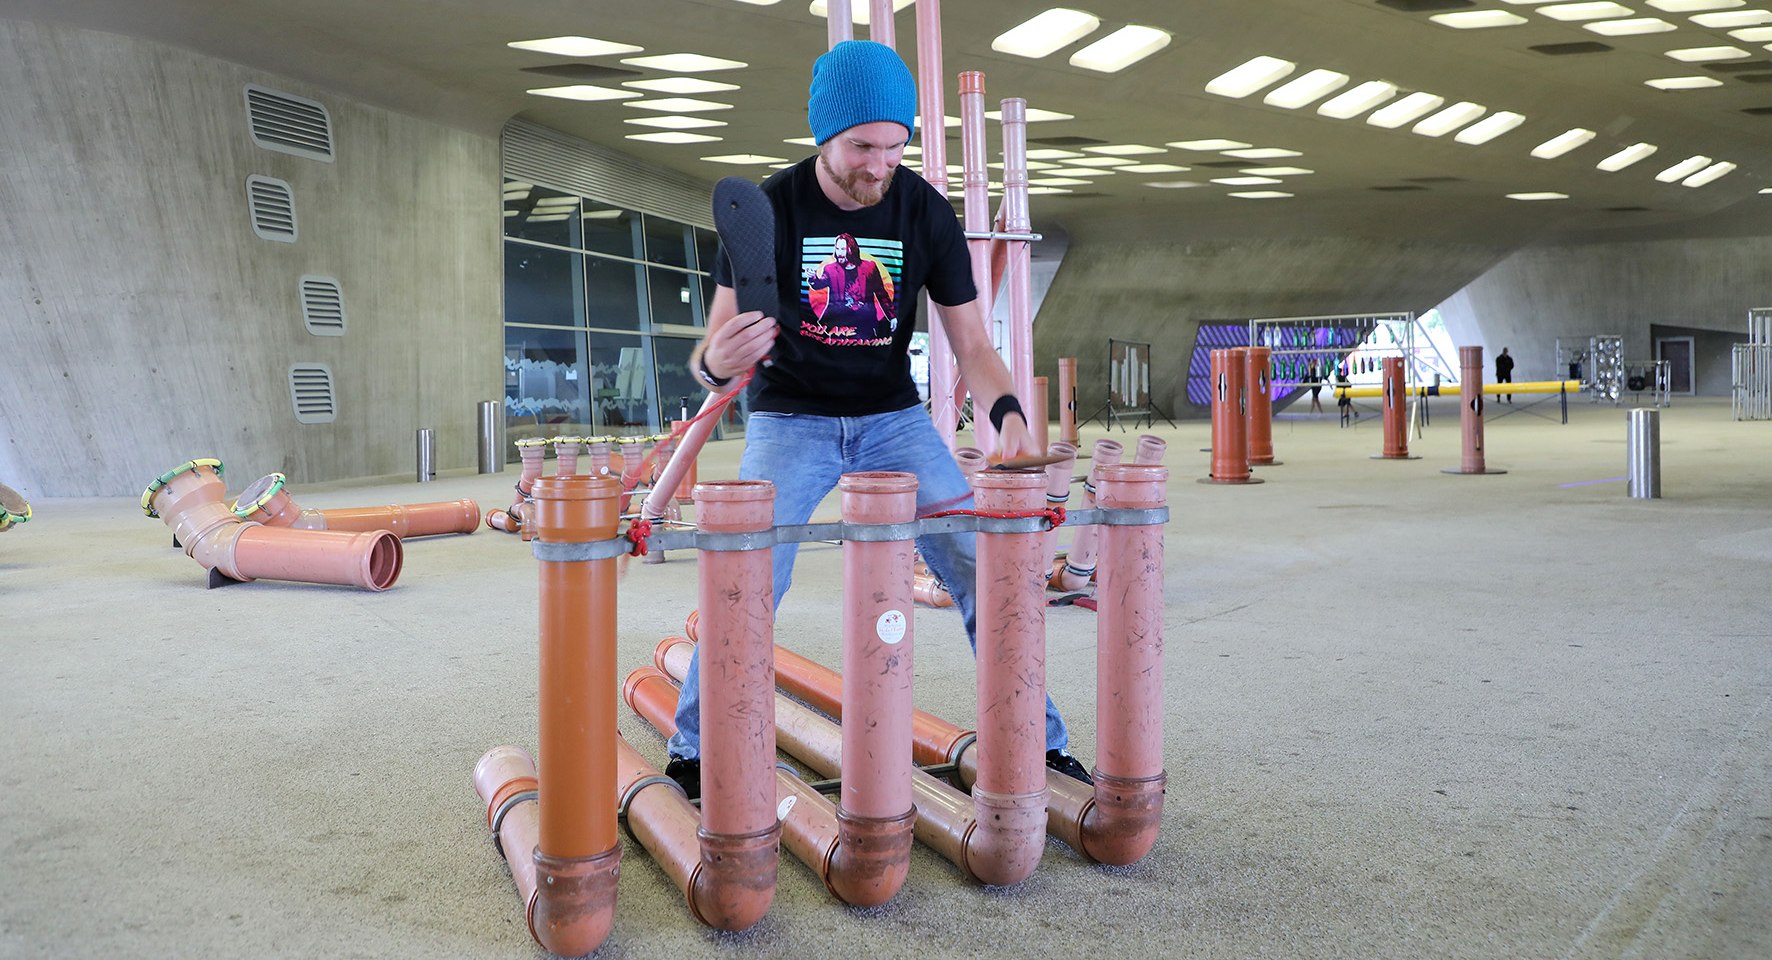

{"left": 0, "top": 19, "right": 501, "bottom": 497}
{"left": 1033, "top": 237, "right": 1510, "bottom": 420}
{"left": 1434, "top": 237, "right": 1772, "bottom": 388}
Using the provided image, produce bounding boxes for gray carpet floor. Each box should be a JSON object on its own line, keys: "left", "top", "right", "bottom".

{"left": 3, "top": 395, "right": 1768, "bottom": 959}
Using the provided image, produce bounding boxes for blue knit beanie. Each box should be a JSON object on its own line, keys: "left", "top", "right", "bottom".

{"left": 808, "top": 40, "right": 918, "bottom": 146}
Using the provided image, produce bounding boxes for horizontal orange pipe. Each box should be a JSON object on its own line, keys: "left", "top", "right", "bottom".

{"left": 234, "top": 473, "right": 479, "bottom": 538}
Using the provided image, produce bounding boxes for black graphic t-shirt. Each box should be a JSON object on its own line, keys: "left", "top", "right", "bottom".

{"left": 712, "top": 156, "right": 976, "bottom": 416}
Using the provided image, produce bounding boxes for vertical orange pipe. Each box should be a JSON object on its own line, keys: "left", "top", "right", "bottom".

{"left": 528, "top": 474, "right": 621, "bottom": 957}
{"left": 1001, "top": 98, "right": 1035, "bottom": 413}
{"left": 1378, "top": 357, "right": 1414, "bottom": 460}
{"left": 919, "top": 0, "right": 958, "bottom": 449}
{"left": 1459, "top": 345, "right": 1487, "bottom": 474}
{"left": 644, "top": 394, "right": 722, "bottom": 522}
{"left": 966, "top": 468, "right": 1050, "bottom": 885}
{"left": 1204, "top": 349, "right": 1259, "bottom": 484}
{"left": 869, "top": 0, "right": 895, "bottom": 46}
{"left": 552, "top": 437, "right": 582, "bottom": 477}
{"left": 1083, "top": 463, "right": 1168, "bottom": 864}
{"left": 513, "top": 440, "right": 548, "bottom": 540}
{"left": 692, "top": 480, "right": 782, "bottom": 916}
{"left": 959, "top": 70, "right": 997, "bottom": 454}
{"left": 1040, "top": 442, "right": 1077, "bottom": 567}
{"left": 1246, "top": 346, "right": 1277, "bottom": 466}
{"left": 1057, "top": 357, "right": 1079, "bottom": 446}
{"left": 1051, "top": 438, "right": 1120, "bottom": 590}
{"left": 827, "top": 0, "right": 853, "bottom": 46}
{"left": 1030, "top": 376, "right": 1049, "bottom": 453}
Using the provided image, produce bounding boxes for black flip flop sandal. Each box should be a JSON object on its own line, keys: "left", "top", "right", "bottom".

{"left": 712, "top": 177, "right": 777, "bottom": 319}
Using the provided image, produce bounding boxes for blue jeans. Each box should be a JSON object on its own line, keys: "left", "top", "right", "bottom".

{"left": 667, "top": 405, "right": 1070, "bottom": 759}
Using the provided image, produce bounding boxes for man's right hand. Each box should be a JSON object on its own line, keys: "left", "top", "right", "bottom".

{"left": 700, "top": 310, "right": 778, "bottom": 384}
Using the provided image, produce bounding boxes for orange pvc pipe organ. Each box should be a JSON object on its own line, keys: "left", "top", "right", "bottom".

{"left": 1030, "top": 376, "right": 1050, "bottom": 453}
{"left": 1057, "top": 357, "right": 1079, "bottom": 447}
{"left": 1245, "top": 346, "right": 1278, "bottom": 466}
{"left": 1444, "top": 345, "right": 1505, "bottom": 476}
{"left": 1051, "top": 438, "right": 1121, "bottom": 591}
{"left": 1205, "top": 348, "right": 1260, "bottom": 485}
{"left": 1377, "top": 357, "right": 1415, "bottom": 460}
{"left": 232, "top": 473, "right": 479, "bottom": 539}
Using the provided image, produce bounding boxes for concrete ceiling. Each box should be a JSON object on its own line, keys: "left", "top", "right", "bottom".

{"left": 6, "top": 0, "right": 1772, "bottom": 246}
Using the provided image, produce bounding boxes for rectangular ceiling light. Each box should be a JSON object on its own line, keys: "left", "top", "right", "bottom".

{"left": 1223, "top": 147, "right": 1303, "bottom": 158}
{"left": 991, "top": 9, "right": 1103, "bottom": 59}
{"left": 1531, "top": 128, "right": 1596, "bottom": 157}
{"left": 623, "top": 77, "right": 740, "bottom": 94}
{"left": 1432, "top": 10, "right": 1531, "bottom": 27}
{"left": 809, "top": 0, "right": 914, "bottom": 25}
{"left": 702, "top": 154, "right": 788, "bottom": 164}
{"left": 783, "top": 136, "right": 819, "bottom": 146}
{"left": 1692, "top": 9, "right": 1772, "bottom": 26}
{"left": 1597, "top": 142, "right": 1659, "bottom": 170}
{"left": 1070, "top": 25, "right": 1172, "bottom": 72}
{"left": 1586, "top": 17, "right": 1680, "bottom": 33}
{"left": 626, "top": 116, "right": 728, "bottom": 129}
{"left": 1367, "top": 92, "right": 1446, "bottom": 128}
{"left": 1317, "top": 80, "right": 1399, "bottom": 119}
{"left": 1538, "top": 2, "right": 1636, "bottom": 20}
{"left": 621, "top": 54, "right": 747, "bottom": 72}
{"left": 1066, "top": 157, "right": 1137, "bottom": 166}
{"left": 1455, "top": 111, "right": 1526, "bottom": 143}
{"left": 1212, "top": 176, "right": 1284, "bottom": 185}
{"left": 623, "top": 97, "right": 734, "bottom": 112}
{"left": 1120, "top": 163, "right": 1191, "bottom": 173}
{"left": 626, "top": 131, "right": 723, "bottom": 144}
{"left": 1506, "top": 192, "right": 1570, "bottom": 200}
{"left": 1029, "top": 177, "right": 1093, "bottom": 186}
{"left": 1667, "top": 45, "right": 1753, "bottom": 59}
{"left": 1729, "top": 25, "right": 1772, "bottom": 38}
{"left": 1263, "top": 69, "right": 1350, "bottom": 108}
{"left": 1048, "top": 167, "right": 1118, "bottom": 176}
{"left": 1240, "top": 166, "right": 1314, "bottom": 175}
{"left": 508, "top": 37, "right": 643, "bottom": 57}
{"left": 1168, "top": 138, "right": 1252, "bottom": 150}
{"left": 1682, "top": 160, "right": 1738, "bottom": 185}
{"left": 1228, "top": 191, "right": 1293, "bottom": 199}
{"left": 1656, "top": 155, "right": 1713, "bottom": 180}
{"left": 529, "top": 213, "right": 572, "bottom": 222}
{"left": 1026, "top": 148, "right": 1084, "bottom": 159}
{"left": 1028, "top": 187, "right": 1073, "bottom": 195}
{"left": 1144, "top": 181, "right": 1204, "bottom": 188}
{"left": 984, "top": 107, "right": 1076, "bottom": 122}
{"left": 1647, "top": 0, "right": 1747, "bottom": 9}
{"left": 1647, "top": 75, "right": 1727, "bottom": 88}
{"left": 527, "top": 84, "right": 642, "bottom": 101}
{"left": 1083, "top": 144, "right": 1166, "bottom": 155}
{"left": 1413, "top": 102, "right": 1487, "bottom": 136}
{"left": 1204, "top": 56, "right": 1297, "bottom": 98}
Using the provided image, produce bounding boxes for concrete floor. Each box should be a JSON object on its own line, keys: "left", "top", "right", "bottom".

{"left": 3, "top": 396, "right": 1769, "bottom": 959}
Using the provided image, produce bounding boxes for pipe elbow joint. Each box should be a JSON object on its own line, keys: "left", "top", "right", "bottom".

{"left": 688, "top": 824, "right": 779, "bottom": 931}
{"left": 1079, "top": 771, "right": 1167, "bottom": 866}
{"left": 528, "top": 846, "right": 620, "bottom": 958}
{"left": 823, "top": 807, "right": 916, "bottom": 907}
{"left": 963, "top": 787, "right": 1047, "bottom": 886}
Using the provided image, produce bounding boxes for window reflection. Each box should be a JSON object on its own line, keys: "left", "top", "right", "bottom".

{"left": 587, "top": 332, "right": 653, "bottom": 431}
{"left": 505, "top": 245, "right": 583, "bottom": 328}
{"left": 581, "top": 201, "right": 641, "bottom": 260}
{"left": 505, "top": 185, "right": 583, "bottom": 248}
{"left": 643, "top": 215, "right": 691, "bottom": 269}
{"left": 586, "top": 255, "right": 645, "bottom": 332}
{"left": 505, "top": 326, "right": 589, "bottom": 441}
{"left": 648, "top": 268, "right": 699, "bottom": 329}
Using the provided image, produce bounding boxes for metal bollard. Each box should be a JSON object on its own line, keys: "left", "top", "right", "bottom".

{"left": 477, "top": 401, "right": 504, "bottom": 474}
{"left": 1627, "top": 408, "right": 1660, "bottom": 499}
{"left": 416, "top": 428, "right": 436, "bottom": 483}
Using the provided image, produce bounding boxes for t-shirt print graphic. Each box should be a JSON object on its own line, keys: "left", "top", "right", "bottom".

{"left": 800, "top": 233, "right": 902, "bottom": 346}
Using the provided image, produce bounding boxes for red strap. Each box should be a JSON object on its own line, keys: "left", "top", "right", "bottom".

{"left": 625, "top": 519, "right": 654, "bottom": 556}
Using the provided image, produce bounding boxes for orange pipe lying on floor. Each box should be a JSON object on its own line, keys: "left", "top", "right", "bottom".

{"left": 143, "top": 459, "right": 402, "bottom": 590}
{"left": 232, "top": 473, "right": 478, "bottom": 538}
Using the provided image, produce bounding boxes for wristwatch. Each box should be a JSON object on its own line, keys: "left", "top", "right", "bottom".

{"left": 697, "top": 354, "right": 732, "bottom": 389}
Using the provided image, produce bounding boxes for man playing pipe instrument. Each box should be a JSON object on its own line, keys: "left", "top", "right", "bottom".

{"left": 670, "top": 40, "right": 1090, "bottom": 797}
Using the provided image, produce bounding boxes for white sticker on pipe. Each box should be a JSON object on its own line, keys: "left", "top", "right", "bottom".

{"left": 777, "top": 795, "right": 797, "bottom": 821}
{"left": 876, "top": 609, "right": 906, "bottom": 645}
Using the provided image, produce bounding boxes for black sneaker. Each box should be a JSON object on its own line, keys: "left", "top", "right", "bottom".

{"left": 1045, "top": 750, "right": 1094, "bottom": 786}
{"left": 665, "top": 755, "right": 701, "bottom": 801}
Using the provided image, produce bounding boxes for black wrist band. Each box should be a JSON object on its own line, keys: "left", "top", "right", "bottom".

{"left": 697, "top": 354, "right": 731, "bottom": 389}
{"left": 988, "top": 394, "right": 1024, "bottom": 433}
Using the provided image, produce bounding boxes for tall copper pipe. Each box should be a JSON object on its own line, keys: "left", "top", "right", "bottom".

{"left": 692, "top": 480, "right": 782, "bottom": 915}
{"left": 1000, "top": 98, "right": 1035, "bottom": 411}
{"left": 918, "top": 0, "right": 958, "bottom": 449}
{"left": 527, "top": 474, "right": 621, "bottom": 956}
{"left": 959, "top": 71, "right": 997, "bottom": 454}
{"left": 965, "top": 468, "right": 1050, "bottom": 884}
{"left": 1205, "top": 349, "right": 1258, "bottom": 484}
{"left": 143, "top": 460, "right": 402, "bottom": 591}
{"left": 1378, "top": 357, "right": 1415, "bottom": 460}
{"left": 1246, "top": 347, "right": 1277, "bottom": 466}
{"left": 1057, "top": 357, "right": 1079, "bottom": 446}
{"left": 233, "top": 473, "right": 478, "bottom": 538}
{"left": 1457, "top": 345, "right": 1489, "bottom": 474}
{"left": 827, "top": 0, "right": 853, "bottom": 47}
{"left": 1050, "top": 438, "right": 1121, "bottom": 591}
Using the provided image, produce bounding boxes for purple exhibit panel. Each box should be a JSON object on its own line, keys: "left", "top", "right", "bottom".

{"left": 1186, "top": 324, "right": 1250, "bottom": 407}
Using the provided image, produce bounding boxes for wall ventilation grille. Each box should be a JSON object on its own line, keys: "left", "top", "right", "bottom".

{"left": 244, "top": 85, "right": 335, "bottom": 162}
{"left": 299, "top": 276, "right": 346, "bottom": 336}
{"left": 503, "top": 119, "right": 715, "bottom": 229}
{"left": 288, "top": 364, "right": 337, "bottom": 424}
{"left": 246, "top": 176, "right": 298, "bottom": 242}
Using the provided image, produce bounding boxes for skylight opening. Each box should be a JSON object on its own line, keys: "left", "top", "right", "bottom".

{"left": 1222, "top": 147, "right": 1303, "bottom": 159}
{"left": 626, "top": 132, "right": 723, "bottom": 144}
{"left": 1317, "top": 81, "right": 1400, "bottom": 119}
{"left": 1228, "top": 191, "right": 1294, "bottom": 199}
{"left": 808, "top": 0, "right": 914, "bottom": 25}
{"left": 1506, "top": 192, "right": 1570, "bottom": 200}
{"left": 1531, "top": 128, "right": 1596, "bottom": 158}
{"left": 627, "top": 116, "right": 728, "bottom": 129}
{"left": 1263, "top": 69, "right": 1350, "bottom": 109}
{"left": 1596, "top": 143, "right": 1658, "bottom": 171}
{"left": 984, "top": 108, "right": 1077, "bottom": 122}
{"left": 622, "top": 98, "right": 735, "bottom": 113}
{"left": 1646, "top": 0, "right": 1747, "bottom": 10}
{"left": 623, "top": 77, "right": 741, "bottom": 95}
{"left": 1212, "top": 176, "right": 1284, "bottom": 186}
{"left": 1585, "top": 17, "right": 1679, "bottom": 34}
{"left": 1367, "top": 92, "right": 1446, "bottom": 128}
{"left": 1412, "top": 102, "right": 1487, "bottom": 137}
{"left": 527, "top": 85, "right": 642, "bottom": 102}
{"left": 702, "top": 154, "right": 788, "bottom": 164}
{"left": 1537, "top": 2, "right": 1637, "bottom": 21}
{"left": 1069, "top": 25, "right": 1172, "bottom": 72}
{"left": 508, "top": 37, "right": 644, "bottom": 57}
{"left": 621, "top": 54, "right": 747, "bottom": 72}
{"left": 1239, "top": 166, "right": 1314, "bottom": 176}
{"left": 1168, "top": 139, "right": 1252, "bottom": 151}
{"left": 1082, "top": 144, "right": 1167, "bottom": 156}
{"left": 1646, "top": 76, "right": 1727, "bottom": 88}
{"left": 1204, "top": 57, "right": 1297, "bottom": 98}
{"left": 1691, "top": 9, "right": 1772, "bottom": 26}
{"left": 1681, "top": 160, "right": 1737, "bottom": 186}
{"left": 1120, "top": 163, "right": 1192, "bottom": 173}
{"left": 991, "top": 8, "right": 1103, "bottom": 59}
{"left": 1655, "top": 155, "right": 1713, "bottom": 181}
{"left": 1665, "top": 46, "right": 1752, "bottom": 60}
{"left": 1454, "top": 111, "right": 1526, "bottom": 144}
{"left": 1431, "top": 10, "right": 1531, "bottom": 27}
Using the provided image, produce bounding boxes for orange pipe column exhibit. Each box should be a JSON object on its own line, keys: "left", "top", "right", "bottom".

{"left": 1204, "top": 348, "right": 1261, "bottom": 485}
{"left": 1057, "top": 357, "right": 1079, "bottom": 446}
{"left": 959, "top": 70, "right": 998, "bottom": 454}
{"left": 232, "top": 473, "right": 479, "bottom": 538}
{"left": 1443, "top": 345, "right": 1506, "bottom": 476}
{"left": 689, "top": 480, "right": 782, "bottom": 924}
{"left": 1245, "top": 346, "right": 1280, "bottom": 466}
{"left": 1374, "top": 357, "right": 1419, "bottom": 460}
{"left": 1051, "top": 438, "right": 1121, "bottom": 591}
